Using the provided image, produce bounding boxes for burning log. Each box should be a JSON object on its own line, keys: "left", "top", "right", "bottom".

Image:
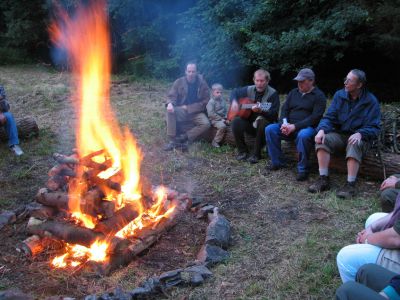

{"left": 94, "top": 204, "right": 139, "bottom": 235}
{"left": 27, "top": 218, "right": 104, "bottom": 247}
{"left": 93, "top": 199, "right": 190, "bottom": 275}
{"left": 100, "top": 201, "right": 115, "bottom": 219}
{"left": 88, "top": 176, "right": 121, "bottom": 192}
{"left": 48, "top": 164, "right": 76, "bottom": 177}
{"left": 16, "top": 235, "right": 63, "bottom": 257}
{"left": 80, "top": 188, "right": 103, "bottom": 217}
{"left": 35, "top": 188, "right": 69, "bottom": 210}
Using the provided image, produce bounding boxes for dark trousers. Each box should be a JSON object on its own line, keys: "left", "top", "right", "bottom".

{"left": 336, "top": 264, "right": 397, "bottom": 300}
{"left": 231, "top": 116, "right": 269, "bottom": 157}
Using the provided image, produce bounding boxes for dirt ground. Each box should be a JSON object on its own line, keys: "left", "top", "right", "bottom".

{"left": 0, "top": 65, "right": 383, "bottom": 299}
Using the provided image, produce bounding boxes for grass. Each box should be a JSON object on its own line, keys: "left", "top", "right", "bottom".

{"left": 0, "top": 65, "right": 391, "bottom": 299}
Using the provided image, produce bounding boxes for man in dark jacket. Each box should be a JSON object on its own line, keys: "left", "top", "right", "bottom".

{"left": 336, "top": 264, "right": 400, "bottom": 300}
{"left": 308, "top": 69, "right": 381, "bottom": 198}
{"left": 163, "top": 62, "right": 211, "bottom": 151}
{"left": 230, "top": 69, "right": 280, "bottom": 164}
{"left": 264, "top": 68, "right": 326, "bottom": 181}
{"left": 0, "top": 85, "right": 23, "bottom": 156}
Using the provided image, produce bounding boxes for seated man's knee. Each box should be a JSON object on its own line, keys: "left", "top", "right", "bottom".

{"left": 335, "top": 281, "right": 361, "bottom": 299}
{"left": 380, "top": 189, "right": 397, "bottom": 212}
{"left": 265, "top": 123, "right": 279, "bottom": 135}
{"left": 355, "top": 263, "right": 380, "bottom": 283}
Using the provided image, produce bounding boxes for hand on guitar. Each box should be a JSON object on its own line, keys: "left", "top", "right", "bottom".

{"left": 230, "top": 100, "right": 239, "bottom": 113}
{"left": 251, "top": 103, "right": 262, "bottom": 113}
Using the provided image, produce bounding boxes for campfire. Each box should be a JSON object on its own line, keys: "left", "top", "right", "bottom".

{"left": 17, "top": 0, "right": 190, "bottom": 274}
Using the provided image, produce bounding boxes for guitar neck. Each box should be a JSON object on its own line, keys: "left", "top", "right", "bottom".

{"left": 240, "top": 103, "right": 255, "bottom": 109}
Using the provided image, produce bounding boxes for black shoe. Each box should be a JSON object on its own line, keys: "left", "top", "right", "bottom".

{"left": 163, "top": 141, "right": 176, "bottom": 151}
{"left": 336, "top": 181, "right": 356, "bottom": 199}
{"left": 247, "top": 155, "right": 260, "bottom": 164}
{"left": 236, "top": 152, "right": 248, "bottom": 161}
{"left": 296, "top": 172, "right": 309, "bottom": 181}
{"left": 308, "top": 175, "right": 330, "bottom": 193}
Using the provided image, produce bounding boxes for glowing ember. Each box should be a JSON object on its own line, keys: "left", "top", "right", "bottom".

{"left": 47, "top": 0, "right": 177, "bottom": 270}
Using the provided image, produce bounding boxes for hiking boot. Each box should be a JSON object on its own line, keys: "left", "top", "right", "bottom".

{"left": 163, "top": 141, "right": 176, "bottom": 151}
{"left": 308, "top": 175, "right": 330, "bottom": 193}
{"left": 211, "top": 140, "right": 220, "bottom": 148}
{"left": 236, "top": 152, "right": 248, "bottom": 161}
{"left": 247, "top": 155, "right": 260, "bottom": 164}
{"left": 10, "top": 144, "right": 23, "bottom": 156}
{"left": 296, "top": 172, "right": 309, "bottom": 182}
{"left": 336, "top": 181, "right": 357, "bottom": 199}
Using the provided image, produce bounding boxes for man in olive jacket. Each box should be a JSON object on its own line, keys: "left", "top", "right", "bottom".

{"left": 163, "top": 62, "right": 210, "bottom": 151}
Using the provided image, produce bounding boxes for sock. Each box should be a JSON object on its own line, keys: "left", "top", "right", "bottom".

{"left": 319, "top": 168, "right": 329, "bottom": 176}
{"left": 348, "top": 175, "right": 357, "bottom": 182}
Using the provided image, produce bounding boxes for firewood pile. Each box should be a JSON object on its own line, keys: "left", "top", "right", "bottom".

{"left": 16, "top": 150, "right": 192, "bottom": 275}
{"left": 380, "top": 107, "right": 400, "bottom": 154}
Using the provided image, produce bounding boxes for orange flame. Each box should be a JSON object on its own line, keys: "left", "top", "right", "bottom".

{"left": 49, "top": 1, "right": 177, "bottom": 270}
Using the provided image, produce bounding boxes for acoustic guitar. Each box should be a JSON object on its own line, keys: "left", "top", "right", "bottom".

{"left": 227, "top": 97, "right": 272, "bottom": 121}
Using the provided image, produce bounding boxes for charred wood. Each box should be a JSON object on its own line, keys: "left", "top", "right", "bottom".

{"left": 94, "top": 204, "right": 139, "bottom": 235}
{"left": 27, "top": 218, "right": 104, "bottom": 247}
{"left": 35, "top": 188, "right": 69, "bottom": 210}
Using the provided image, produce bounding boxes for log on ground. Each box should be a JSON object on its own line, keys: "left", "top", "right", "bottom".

{"left": 0, "top": 116, "right": 39, "bottom": 141}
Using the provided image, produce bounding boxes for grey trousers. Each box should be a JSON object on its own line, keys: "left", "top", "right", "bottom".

{"left": 380, "top": 174, "right": 400, "bottom": 213}
{"left": 166, "top": 107, "right": 210, "bottom": 142}
{"left": 336, "top": 264, "right": 396, "bottom": 300}
{"left": 315, "top": 132, "right": 367, "bottom": 163}
{"left": 211, "top": 120, "right": 227, "bottom": 143}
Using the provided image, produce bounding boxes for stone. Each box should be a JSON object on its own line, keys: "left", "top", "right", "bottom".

{"left": 130, "top": 277, "right": 161, "bottom": 299}
{"left": 197, "top": 244, "right": 229, "bottom": 265}
{"left": 0, "top": 289, "right": 34, "bottom": 300}
{"left": 206, "top": 209, "right": 231, "bottom": 249}
{"left": 0, "top": 211, "right": 16, "bottom": 230}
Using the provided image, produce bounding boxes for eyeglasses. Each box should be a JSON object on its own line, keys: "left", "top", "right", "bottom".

{"left": 344, "top": 77, "right": 357, "bottom": 84}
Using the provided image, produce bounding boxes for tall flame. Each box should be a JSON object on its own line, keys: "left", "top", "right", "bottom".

{"left": 50, "top": 1, "right": 142, "bottom": 220}
{"left": 48, "top": 1, "right": 176, "bottom": 270}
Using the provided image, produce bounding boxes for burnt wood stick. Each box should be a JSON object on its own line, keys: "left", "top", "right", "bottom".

{"left": 90, "top": 176, "right": 121, "bottom": 192}
{"left": 100, "top": 201, "right": 115, "bottom": 219}
{"left": 16, "top": 235, "right": 63, "bottom": 257}
{"left": 46, "top": 175, "right": 67, "bottom": 191}
{"left": 80, "top": 149, "right": 105, "bottom": 164}
{"left": 93, "top": 199, "right": 189, "bottom": 275}
{"left": 93, "top": 204, "right": 139, "bottom": 235}
{"left": 48, "top": 164, "right": 76, "bottom": 177}
{"left": 27, "top": 219, "right": 104, "bottom": 247}
{"left": 35, "top": 188, "right": 69, "bottom": 210}
{"left": 80, "top": 189, "right": 104, "bottom": 217}
{"left": 28, "top": 204, "right": 57, "bottom": 220}
{"left": 53, "top": 153, "right": 79, "bottom": 164}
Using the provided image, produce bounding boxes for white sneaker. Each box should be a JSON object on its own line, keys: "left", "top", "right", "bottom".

{"left": 10, "top": 145, "right": 23, "bottom": 156}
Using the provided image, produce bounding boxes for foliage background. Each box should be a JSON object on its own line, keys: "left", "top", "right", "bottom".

{"left": 0, "top": 0, "right": 399, "bottom": 99}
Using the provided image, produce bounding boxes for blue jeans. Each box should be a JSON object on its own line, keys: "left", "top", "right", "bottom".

{"left": 265, "top": 123, "right": 316, "bottom": 173}
{"left": 336, "top": 213, "right": 387, "bottom": 282}
{"left": 3, "top": 112, "right": 19, "bottom": 146}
